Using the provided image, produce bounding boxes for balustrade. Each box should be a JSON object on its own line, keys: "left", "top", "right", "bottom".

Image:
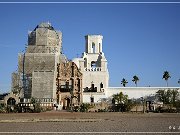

{"left": 84, "top": 67, "right": 101, "bottom": 71}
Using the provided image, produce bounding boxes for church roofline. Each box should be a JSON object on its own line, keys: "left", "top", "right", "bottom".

{"left": 85, "top": 35, "right": 103, "bottom": 38}
{"left": 107, "top": 87, "right": 180, "bottom": 89}
{"left": 32, "top": 22, "right": 62, "bottom": 32}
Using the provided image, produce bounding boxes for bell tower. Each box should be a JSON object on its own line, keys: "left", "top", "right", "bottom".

{"left": 85, "top": 35, "right": 103, "bottom": 54}
{"left": 73, "top": 35, "right": 109, "bottom": 103}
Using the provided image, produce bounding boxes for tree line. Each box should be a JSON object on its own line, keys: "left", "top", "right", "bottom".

{"left": 121, "top": 71, "right": 180, "bottom": 87}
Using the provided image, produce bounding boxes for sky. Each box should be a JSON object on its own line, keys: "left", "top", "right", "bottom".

{"left": 0, "top": 1, "right": 180, "bottom": 93}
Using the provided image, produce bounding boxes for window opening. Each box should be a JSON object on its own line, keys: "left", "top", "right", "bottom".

{"left": 90, "top": 97, "right": 94, "bottom": 103}
{"left": 100, "top": 82, "right": 103, "bottom": 88}
{"left": 91, "top": 61, "right": 96, "bottom": 68}
{"left": 92, "top": 42, "right": 95, "bottom": 53}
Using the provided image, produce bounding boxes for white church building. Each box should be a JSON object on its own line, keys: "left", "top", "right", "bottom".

{"left": 73, "top": 35, "right": 180, "bottom": 103}
{"left": 73, "top": 35, "right": 109, "bottom": 103}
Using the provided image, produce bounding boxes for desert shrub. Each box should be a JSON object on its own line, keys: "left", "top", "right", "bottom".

{"left": 174, "top": 100, "right": 180, "bottom": 112}
{"left": 73, "top": 106, "right": 80, "bottom": 112}
{"left": 112, "top": 100, "right": 135, "bottom": 112}
{"left": 30, "top": 97, "right": 43, "bottom": 113}
{"left": 155, "top": 106, "right": 177, "bottom": 113}
{"left": 98, "top": 109, "right": 107, "bottom": 112}
{"left": 33, "top": 103, "right": 43, "bottom": 113}
{"left": 80, "top": 103, "right": 91, "bottom": 112}
{"left": 0, "top": 104, "right": 6, "bottom": 113}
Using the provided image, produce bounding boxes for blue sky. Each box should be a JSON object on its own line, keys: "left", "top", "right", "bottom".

{"left": 0, "top": 1, "right": 180, "bottom": 93}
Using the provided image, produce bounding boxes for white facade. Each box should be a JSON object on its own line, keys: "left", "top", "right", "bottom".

{"left": 83, "top": 92, "right": 106, "bottom": 103}
{"left": 73, "top": 34, "right": 180, "bottom": 103}
{"left": 73, "top": 35, "right": 109, "bottom": 103}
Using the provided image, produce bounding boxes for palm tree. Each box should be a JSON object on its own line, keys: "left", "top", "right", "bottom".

{"left": 113, "top": 92, "right": 128, "bottom": 104}
{"left": 121, "top": 78, "right": 128, "bottom": 87}
{"left": 162, "top": 71, "right": 171, "bottom": 87}
{"left": 132, "top": 75, "right": 139, "bottom": 87}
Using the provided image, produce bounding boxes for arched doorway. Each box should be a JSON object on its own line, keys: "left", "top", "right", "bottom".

{"left": 67, "top": 98, "right": 70, "bottom": 109}
{"left": 7, "top": 97, "right": 16, "bottom": 106}
{"left": 7, "top": 97, "right": 16, "bottom": 112}
{"left": 63, "top": 97, "right": 71, "bottom": 110}
{"left": 91, "top": 61, "right": 96, "bottom": 68}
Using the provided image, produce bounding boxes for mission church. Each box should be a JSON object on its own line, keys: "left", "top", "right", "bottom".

{"left": 3, "top": 22, "right": 179, "bottom": 110}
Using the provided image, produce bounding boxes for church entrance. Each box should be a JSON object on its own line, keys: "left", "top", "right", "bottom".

{"left": 7, "top": 97, "right": 16, "bottom": 106}
{"left": 62, "top": 98, "right": 71, "bottom": 110}
{"left": 7, "top": 97, "right": 16, "bottom": 112}
{"left": 66, "top": 98, "right": 70, "bottom": 109}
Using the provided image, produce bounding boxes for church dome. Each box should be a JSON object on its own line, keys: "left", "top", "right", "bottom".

{"left": 34, "top": 22, "right": 55, "bottom": 31}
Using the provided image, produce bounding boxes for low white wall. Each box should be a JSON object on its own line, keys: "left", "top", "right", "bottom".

{"left": 106, "top": 87, "right": 180, "bottom": 99}
{"left": 83, "top": 92, "right": 106, "bottom": 103}
{"left": 82, "top": 87, "right": 180, "bottom": 103}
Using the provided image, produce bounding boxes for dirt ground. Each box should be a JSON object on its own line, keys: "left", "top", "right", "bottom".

{"left": 0, "top": 111, "right": 180, "bottom": 134}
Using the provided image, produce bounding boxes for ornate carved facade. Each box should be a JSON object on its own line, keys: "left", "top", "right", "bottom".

{"left": 56, "top": 61, "right": 82, "bottom": 109}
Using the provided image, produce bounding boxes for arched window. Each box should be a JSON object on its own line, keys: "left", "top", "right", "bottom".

{"left": 84, "top": 58, "right": 87, "bottom": 67}
{"left": 91, "top": 61, "right": 96, "bottom": 68}
{"left": 92, "top": 42, "right": 95, "bottom": 53}
{"left": 65, "top": 81, "right": 69, "bottom": 89}
{"left": 100, "top": 82, "right": 103, "bottom": 88}
{"left": 90, "top": 97, "right": 94, "bottom": 103}
{"left": 99, "top": 43, "right": 101, "bottom": 53}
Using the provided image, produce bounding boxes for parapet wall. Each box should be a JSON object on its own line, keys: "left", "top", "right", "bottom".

{"left": 106, "top": 87, "right": 180, "bottom": 99}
